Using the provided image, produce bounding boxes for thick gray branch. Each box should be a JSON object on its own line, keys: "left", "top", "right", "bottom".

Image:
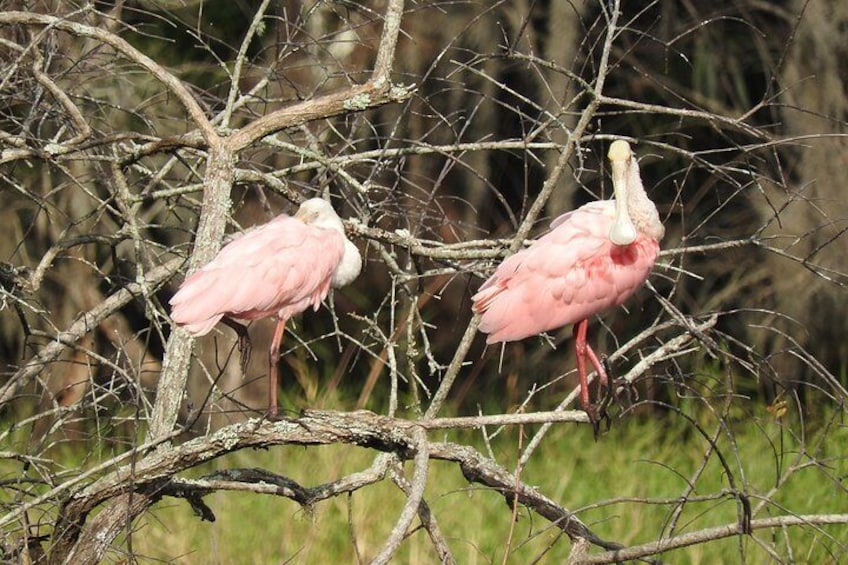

{"left": 146, "top": 145, "right": 235, "bottom": 441}
{"left": 50, "top": 410, "right": 616, "bottom": 562}
{"left": 226, "top": 0, "right": 409, "bottom": 152}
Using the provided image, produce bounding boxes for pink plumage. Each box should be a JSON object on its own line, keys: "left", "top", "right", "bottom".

{"left": 170, "top": 215, "right": 344, "bottom": 335}
{"left": 169, "top": 198, "right": 362, "bottom": 419}
{"left": 472, "top": 140, "right": 663, "bottom": 422}
{"left": 472, "top": 201, "right": 660, "bottom": 343}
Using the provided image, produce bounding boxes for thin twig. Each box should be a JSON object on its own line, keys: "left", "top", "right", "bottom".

{"left": 370, "top": 427, "right": 429, "bottom": 564}
{"left": 573, "top": 514, "right": 848, "bottom": 564}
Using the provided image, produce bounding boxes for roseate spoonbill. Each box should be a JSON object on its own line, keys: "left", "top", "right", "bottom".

{"left": 169, "top": 198, "right": 362, "bottom": 419}
{"left": 472, "top": 140, "right": 664, "bottom": 421}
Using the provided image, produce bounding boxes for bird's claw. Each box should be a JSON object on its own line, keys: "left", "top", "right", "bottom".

{"left": 587, "top": 377, "right": 643, "bottom": 438}
{"left": 584, "top": 402, "right": 612, "bottom": 440}
{"left": 265, "top": 406, "right": 284, "bottom": 422}
{"left": 238, "top": 334, "right": 252, "bottom": 374}
{"left": 587, "top": 361, "right": 640, "bottom": 437}
{"left": 584, "top": 370, "right": 623, "bottom": 439}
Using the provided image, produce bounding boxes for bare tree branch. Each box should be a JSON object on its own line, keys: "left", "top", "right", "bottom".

{"left": 2, "top": 1, "right": 845, "bottom": 562}
{"left": 0, "top": 11, "right": 218, "bottom": 145}
{"left": 0, "top": 257, "right": 182, "bottom": 408}
{"left": 574, "top": 514, "right": 848, "bottom": 564}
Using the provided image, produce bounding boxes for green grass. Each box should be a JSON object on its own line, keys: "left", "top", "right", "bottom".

{"left": 114, "top": 409, "right": 848, "bottom": 563}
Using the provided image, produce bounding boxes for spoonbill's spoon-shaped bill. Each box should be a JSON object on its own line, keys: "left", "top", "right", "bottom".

{"left": 472, "top": 140, "right": 664, "bottom": 423}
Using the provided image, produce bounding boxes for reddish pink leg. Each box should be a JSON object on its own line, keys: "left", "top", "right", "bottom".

{"left": 268, "top": 317, "right": 287, "bottom": 420}
{"left": 573, "top": 319, "right": 610, "bottom": 421}
{"left": 573, "top": 319, "right": 592, "bottom": 412}
{"left": 585, "top": 343, "right": 609, "bottom": 389}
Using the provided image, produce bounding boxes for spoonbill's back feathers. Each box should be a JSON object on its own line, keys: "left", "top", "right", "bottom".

{"left": 170, "top": 199, "right": 360, "bottom": 335}
{"left": 472, "top": 202, "right": 660, "bottom": 344}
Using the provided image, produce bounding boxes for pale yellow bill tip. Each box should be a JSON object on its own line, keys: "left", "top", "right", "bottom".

{"left": 608, "top": 139, "right": 632, "bottom": 161}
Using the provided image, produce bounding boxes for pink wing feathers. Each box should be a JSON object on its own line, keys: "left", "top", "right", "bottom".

{"left": 472, "top": 202, "right": 660, "bottom": 344}
{"left": 170, "top": 215, "right": 345, "bottom": 335}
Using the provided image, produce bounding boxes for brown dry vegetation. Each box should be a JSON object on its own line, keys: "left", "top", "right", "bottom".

{"left": 0, "top": 1, "right": 847, "bottom": 563}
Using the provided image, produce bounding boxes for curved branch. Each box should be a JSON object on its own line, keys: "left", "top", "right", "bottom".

{"left": 226, "top": 80, "right": 413, "bottom": 152}
{"left": 575, "top": 514, "right": 848, "bottom": 564}
{"left": 371, "top": 427, "right": 429, "bottom": 564}
{"left": 172, "top": 453, "right": 393, "bottom": 507}
{"left": 0, "top": 257, "right": 183, "bottom": 408}
{"left": 0, "top": 11, "right": 219, "bottom": 146}
{"left": 226, "top": 0, "right": 410, "bottom": 152}
{"left": 388, "top": 461, "right": 456, "bottom": 564}
{"left": 45, "top": 410, "right": 615, "bottom": 561}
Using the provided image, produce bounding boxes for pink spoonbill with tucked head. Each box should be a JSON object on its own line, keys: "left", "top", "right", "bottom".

{"left": 472, "top": 140, "right": 664, "bottom": 422}
{"left": 169, "top": 198, "right": 362, "bottom": 419}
